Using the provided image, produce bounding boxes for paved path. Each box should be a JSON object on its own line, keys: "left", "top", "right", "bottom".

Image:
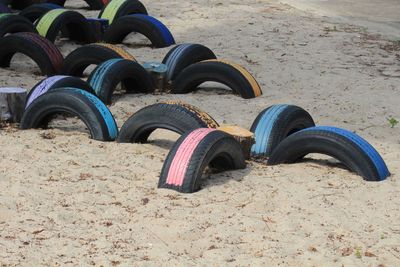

{"left": 280, "top": 0, "right": 400, "bottom": 38}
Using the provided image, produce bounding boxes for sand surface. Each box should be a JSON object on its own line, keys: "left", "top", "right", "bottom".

{"left": 0, "top": 0, "right": 399, "bottom": 266}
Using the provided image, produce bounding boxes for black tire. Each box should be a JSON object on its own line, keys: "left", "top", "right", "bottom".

{"left": 19, "top": 3, "right": 63, "bottom": 23}
{"left": 0, "top": 2, "right": 11, "bottom": 13}
{"left": 158, "top": 128, "right": 246, "bottom": 193}
{"left": 10, "top": 0, "right": 35, "bottom": 10}
{"left": 117, "top": 102, "right": 219, "bottom": 143}
{"left": 47, "top": 0, "right": 105, "bottom": 10}
{"left": 103, "top": 14, "right": 175, "bottom": 48}
{"left": 0, "top": 14, "right": 37, "bottom": 37}
{"left": 61, "top": 43, "right": 135, "bottom": 76}
{"left": 26, "top": 75, "right": 95, "bottom": 108}
{"left": 268, "top": 126, "right": 390, "bottom": 181}
{"left": 87, "top": 58, "right": 154, "bottom": 104}
{"left": 0, "top": 32, "right": 64, "bottom": 76}
{"left": 98, "top": 0, "right": 147, "bottom": 24}
{"left": 172, "top": 60, "right": 262, "bottom": 99}
{"left": 250, "top": 104, "right": 315, "bottom": 157}
{"left": 162, "top": 44, "right": 217, "bottom": 81}
{"left": 35, "top": 9, "right": 96, "bottom": 43}
{"left": 20, "top": 87, "right": 118, "bottom": 141}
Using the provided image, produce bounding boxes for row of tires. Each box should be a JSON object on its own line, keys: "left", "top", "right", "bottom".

{"left": 1, "top": 40, "right": 263, "bottom": 99}
{"left": 1, "top": 0, "right": 125, "bottom": 11}
{"left": 0, "top": 3, "right": 175, "bottom": 47}
{"left": 16, "top": 85, "right": 390, "bottom": 191}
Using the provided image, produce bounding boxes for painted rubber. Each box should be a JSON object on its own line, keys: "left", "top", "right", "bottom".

{"left": 26, "top": 75, "right": 95, "bottom": 109}
{"left": 99, "top": 0, "right": 147, "bottom": 24}
{"left": 0, "top": 32, "right": 63, "bottom": 76}
{"left": 19, "top": 3, "right": 63, "bottom": 23}
{"left": 35, "top": 9, "right": 96, "bottom": 43}
{"left": 250, "top": 104, "right": 315, "bottom": 157}
{"left": 117, "top": 102, "right": 219, "bottom": 143}
{"left": 103, "top": 14, "right": 175, "bottom": 48}
{"left": 20, "top": 87, "right": 118, "bottom": 141}
{"left": 87, "top": 58, "right": 154, "bottom": 104}
{"left": 0, "top": 3, "right": 11, "bottom": 13}
{"left": 268, "top": 126, "right": 390, "bottom": 181}
{"left": 0, "top": 13, "right": 37, "bottom": 37}
{"left": 158, "top": 128, "right": 246, "bottom": 193}
{"left": 172, "top": 59, "right": 262, "bottom": 99}
{"left": 162, "top": 44, "right": 217, "bottom": 81}
{"left": 61, "top": 43, "right": 135, "bottom": 76}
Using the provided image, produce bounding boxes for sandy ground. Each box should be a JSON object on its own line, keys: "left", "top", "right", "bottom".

{"left": 0, "top": 0, "right": 400, "bottom": 266}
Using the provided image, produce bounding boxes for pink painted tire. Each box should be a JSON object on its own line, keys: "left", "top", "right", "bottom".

{"left": 158, "top": 128, "right": 246, "bottom": 193}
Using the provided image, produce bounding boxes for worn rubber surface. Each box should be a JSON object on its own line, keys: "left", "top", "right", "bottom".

{"left": 99, "top": 0, "right": 147, "bottom": 24}
{"left": 172, "top": 59, "right": 262, "bottom": 99}
{"left": 35, "top": 9, "right": 96, "bottom": 43}
{"left": 87, "top": 58, "right": 153, "bottom": 104}
{"left": 20, "top": 87, "right": 118, "bottom": 141}
{"left": 19, "top": 3, "right": 63, "bottom": 23}
{"left": 61, "top": 43, "right": 135, "bottom": 76}
{"left": 268, "top": 126, "right": 390, "bottom": 181}
{"left": 250, "top": 104, "right": 315, "bottom": 157}
{"left": 26, "top": 75, "right": 95, "bottom": 108}
{"left": 0, "top": 13, "right": 37, "bottom": 37}
{"left": 162, "top": 43, "right": 217, "bottom": 81}
{"left": 103, "top": 14, "right": 175, "bottom": 48}
{"left": 117, "top": 102, "right": 219, "bottom": 143}
{"left": 0, "top": 32, "right": 63, "bottom": 76}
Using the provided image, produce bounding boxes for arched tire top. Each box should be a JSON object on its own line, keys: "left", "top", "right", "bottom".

{"left": 250, "top": 104, "right": 315, "bottom": 157}
{"left": 268, "top": 126, "right": 390, "bottom": 181}
{"left": 19, "top": 3, "right": 63, "bottom": 23}
{"left": 87, "top": 58, "right": 154, "bottom": 104}
{"left": 162, "top": 43, "right": 217, "bottom": 81}
{"left": 35, "top": 9, "right": 96, "bottom": 43}
{"left": 0, "top": 32, "right": 64, "bottom": 76}
{"left": 0, "top": 14, "right": 38, "bottom": 37}
{"left": 99, "top": 0, "right": 147, "bottom": 24}
{"left": 172, "top": 59, "right": 262, "bottom": 99}
{"left": 26, "top": 75, "right": 95, "bottom": 109}
{"left": 158, "top": 128, "right": 246, "bottom": 193}
{"left": 0, "top": 3, "right": 12, "bottom": 13}
{"left": 20, "top": 87, "right": 118, "bottom": 141}
{"left": 117, "top": 102, "right": 219, "bottom": 143}
{"left": 103, "top": 14, "right": 175, "bottom": 48}
{"left": 10, "top": 0, "right": 36, "bottom": 10}
{"left": 61, "top": 43, "right": 135, "bottom": 76}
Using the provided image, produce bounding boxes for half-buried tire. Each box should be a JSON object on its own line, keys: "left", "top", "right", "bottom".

{"left": 87, "top": 58, "right": 154, "bottom": 104}
{"left": 0, "top": 3, "right": 11, "bottom": 13}
{"left": 158, "top": 128, "right": 246, "bottom": 193}
{"left": 250, "top": 104, "right": 315, "bottom": 157}
{"left": 117, "top": 102, "right": 219, "bottom": 143}
{"left": 0, "top": 14, "right": 37, "bottom": 37}
{"left": 26, "top": 75, "right": 95, "bottom": 108}
{"left": 20, "top": 87, "right": 118, "bottom": 141}
{"left": 35, "top": 9, "right": 96, "bottom": 43}
{"left": 98, "top": 0, "right": 147, "bottom": 24}
{"left": 172, "top": 59, "right": 262, "bottom": 99}
{"left": 61, "top": 43, "right": 135, "bottom": 76}
{"left": 103, "top": 14, "right": 175, "bottom": 48}
{"left": 268, "top": 126, "right": 390, "bottom": 181}
{"left": 0, "top": 32, "right": 63, "bottom": 76}
{"left": 19, "top": 3, "right": 63, "bottom": 23}
{"left": 162, "top": 43, "right": 217, "bottom": 81}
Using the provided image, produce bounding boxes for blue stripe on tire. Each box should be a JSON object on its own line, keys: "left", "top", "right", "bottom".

{"left": 251, "top": 104, "right": 288, "bottom": 156}
{"left": 89, "top": 58, "right": 123, "bottom": 95}
{"left": 69, "top": 88, "right": 118, "bottom": 139}
{"left": 301, "top": 126, "right": 390, "bottom": 180}
{"left": 131, "top": 14, "right": 175, "bottom": 46}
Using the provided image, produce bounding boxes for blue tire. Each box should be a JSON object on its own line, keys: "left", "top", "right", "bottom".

{"left": 268, "top": 126, "right": 390, "bottom": 181}
{"left": 250, "top": 104, "right": 315, "bottom": 157}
